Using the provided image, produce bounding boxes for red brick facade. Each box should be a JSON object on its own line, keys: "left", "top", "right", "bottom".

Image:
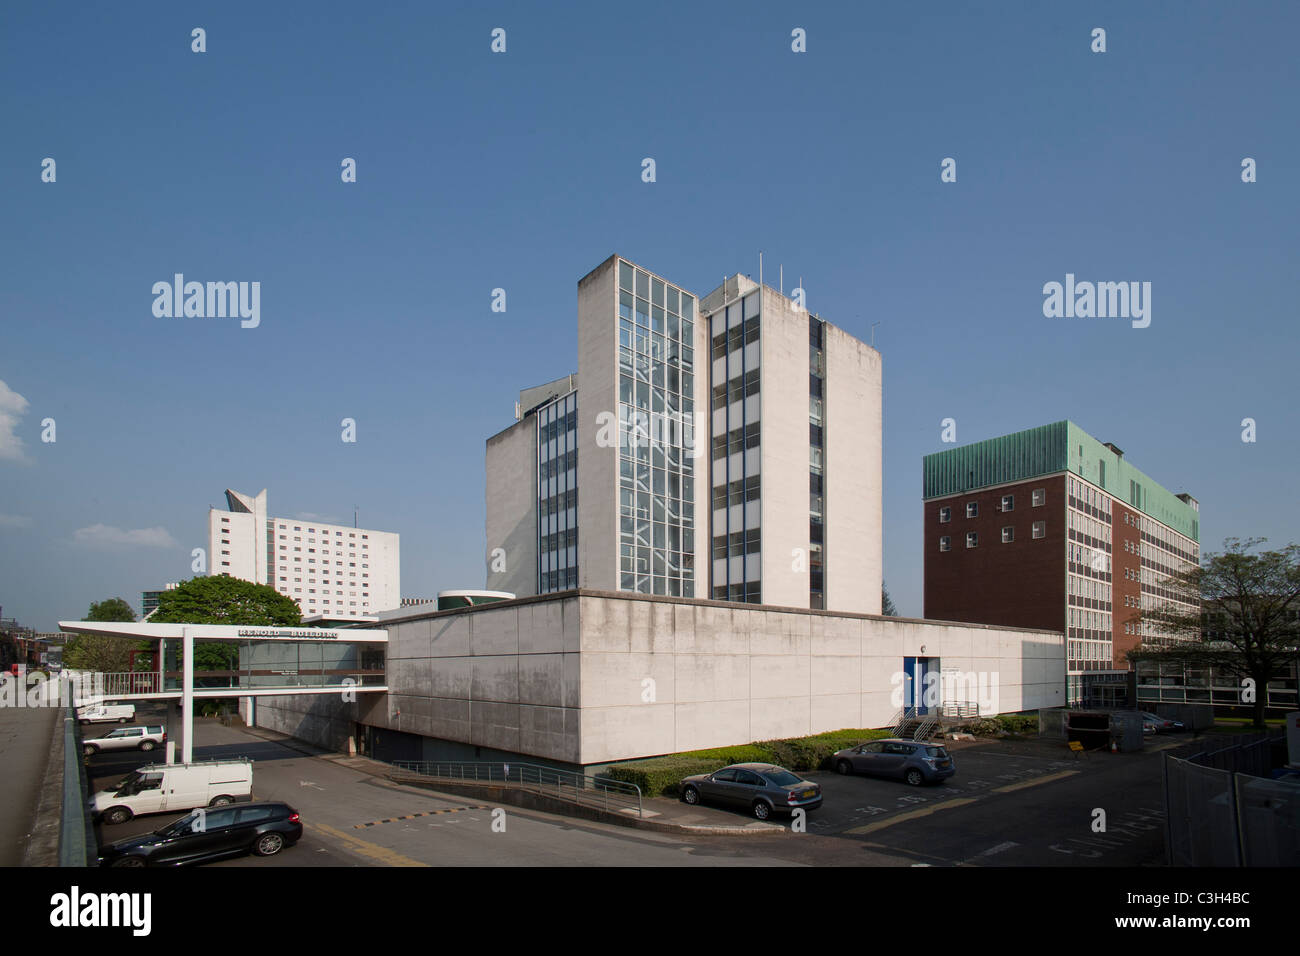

{"left": 1111, "top": 502, "right": 1143, "bottom": 667}
{"left": 923, "top": 475, "right": 1066, "bottom": 632}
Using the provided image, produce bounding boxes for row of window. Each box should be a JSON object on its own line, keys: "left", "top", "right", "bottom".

{"left": 810, "top": 317, "right": 825, "bottom": 609}
{"left": 712, "top": 421, "right": 761, "bottom": 458}
{"left": 710, "top": 315, "right": 761, "bottom": 360}
{"left": 711, "top": 368, "right": 760, "bottom": 411}
{"left": 618, "top": 261, "right": 695, "bottom": 319}
{"left": 939, "top": 489, "right": 1047, "bottom": 523}
{"left": 712, "top": 528, "right": 761, "bottom": 559}
{"left": 940, "top": 523, "right": 1047, "bottom": 549}
{"left": 712, "top": 474, "right": 761, "bottom": 511}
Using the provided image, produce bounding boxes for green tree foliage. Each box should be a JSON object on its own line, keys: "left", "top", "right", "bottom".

{"left": 149, "top": 576, "right": 302, "bottom": 627}
{"left": 882, "top": 583, "right": 898, "bottom": 617}
{"left": 63, "top": 597, "right": 139, "bottom": 671}
{"left": 1140, "top": 537, "right": 1300, "bottom": 728}
{"left": 149, "top": 576, "right": 302, "bottom": 673}
{"left": 86, "top": 597, "right": 136, "bottom": 622}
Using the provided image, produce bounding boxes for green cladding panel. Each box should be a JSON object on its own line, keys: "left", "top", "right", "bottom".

{"left": 923, "top": 421, "right": 1069, "bottom": 500}
{"left": 923, "top": 420, "right": 1199, "bottom": 543}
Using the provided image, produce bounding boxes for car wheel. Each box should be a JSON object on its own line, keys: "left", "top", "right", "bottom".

{"left": 78, "top": 719, "right": 89, "bottom": 726}
{"left": 253, "top": 833, "right": 285, "bottom": 857}
{"left": 209, "top": 795, "right": 235, "bottom": 808}
{"left": 905, "top": 769, "right": 925, "bottom": 787}
{"left": 118, "top": 718, "right": 128, "bottom": 724}
{"left": 139, "top": 741, "right": 156, "bottom": 751}
{"left": 682, "top": 785, "right": 700, "bottom": 806}
{"left": 104, "top": 806, "right": 132, "bottom": 825}
{"left": 836, "top": 759, "right": 852, "bottom": 775}
{"left": 111, "top": 856, "right": 146, "bottom": 867}
{"left": 83, "top": 744, "right": 98, "bottom": 756}
{"left": 752, "top": 800, "right": 773, "bottom": 821}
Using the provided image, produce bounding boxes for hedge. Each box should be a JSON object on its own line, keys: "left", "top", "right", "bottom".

{"left": 597, "top": 728, "right": 894, "bottom": 798}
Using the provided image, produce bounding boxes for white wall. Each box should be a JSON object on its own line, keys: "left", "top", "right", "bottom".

{"left": 485, "top": 417, "right": 539, "bottom": 597}
{"left": 576, "top": 256, "right": 619, "bottom": 591}
{"left": 824, "top": 322, "right": 882, "bottom": 614}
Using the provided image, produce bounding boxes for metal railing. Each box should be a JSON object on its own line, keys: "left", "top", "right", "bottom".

{"left": 913, "top": 714, "right": 941, "bottom": 740}
{"left": 940, "top": 701, "right": 980, "bottom": 718}
{"left": 388, "top": 760, "right": 643, "bottom": 817}
{"left": 60, "top": 705, "right": 96, "bottom": 866}
{"left": 390, "top": 760, "right": 643, "bottom": 817}
{"left": 891, "top": 707, "right": 917, "bottom": 737}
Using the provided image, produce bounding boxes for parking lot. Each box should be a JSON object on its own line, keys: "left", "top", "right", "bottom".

{"left": 83, "top": 709, "right": 1179, "bottom": 867}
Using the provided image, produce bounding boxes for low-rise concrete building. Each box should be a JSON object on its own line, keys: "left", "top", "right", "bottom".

{"left": 254, "top": 590, "right": 1063, "bottom": 771}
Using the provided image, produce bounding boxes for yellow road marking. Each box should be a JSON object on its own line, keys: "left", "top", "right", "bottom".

{"left": 846, "top": 798, "right": 978, "bottom": 834}
{"left": 311, "top": 822, "right": 429, "bottom": 867}
{"left": 991, "top": 770, "right": 1078, "bottom": 793}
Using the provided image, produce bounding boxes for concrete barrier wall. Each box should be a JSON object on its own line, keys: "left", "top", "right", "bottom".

{"left": 252, "top": 693, "right": 365, "bottom": 753}
{"left": 577, "top": 595, "right": 1064, "bottom": 764}
{"left": 282, "top": 591, "right": 1063, "bottom": 768}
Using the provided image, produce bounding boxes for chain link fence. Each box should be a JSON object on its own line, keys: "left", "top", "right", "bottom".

{"left": 1164, "top": 731, "right": 1297, "bottom": 866}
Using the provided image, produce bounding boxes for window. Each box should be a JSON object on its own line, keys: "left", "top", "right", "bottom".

{"left": 939, "top": 506, "right": 951, "bottom": 523}
{"left": 966, "top": 502, "right": 979, "bottom": 518}
{"left": 1033, "top": 521, "right": 1046, "bottom": 539}
{"left": 1001, "top": 495, "right": 1014, "bottom": 512}
{"left": 939, "top": 536, "right": 951, "bottom": 552}
{"left": 966, "top": 531, "right": 978, "bottom": 549}
{"left": 1002, "top": 526, "right": 1014, "bottom": 543}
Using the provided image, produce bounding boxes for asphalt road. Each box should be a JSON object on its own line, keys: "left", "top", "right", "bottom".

{"left": 86, "top": 719, "right": 1180, "bottom": 867}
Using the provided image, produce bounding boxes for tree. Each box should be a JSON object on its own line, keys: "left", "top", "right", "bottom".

{"left": 149, "top": 575, "right": 302, "bottom": 627}
{"left": 87, "top": 598, "right": 136, "bottom": 622}
{"left": 882, "top": 583, "right": 898, "bottom": 617}
{"left": 63, "top": 597, "right": 139, "bottom": 672}
{"left": 149, "top": 576, "right": 302, "bottom": 676}
{"left": 1139, "top": 537, "right": 1300, "bottom": 728}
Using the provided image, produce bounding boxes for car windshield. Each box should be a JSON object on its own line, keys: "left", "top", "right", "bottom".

{"left": 763, "top": 769, "right": 801, "bottom": 786}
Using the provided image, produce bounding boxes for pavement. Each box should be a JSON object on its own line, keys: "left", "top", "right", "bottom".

{"left": 0, "top": 704, "right": 62, "bottom": 866}
{"left": 235, "top": 724, "right": 782, "bottom": 834}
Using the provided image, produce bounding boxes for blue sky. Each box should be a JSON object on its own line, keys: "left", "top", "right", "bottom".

{"left": 2, "top": 1, "right": 1297, "bottom": 631}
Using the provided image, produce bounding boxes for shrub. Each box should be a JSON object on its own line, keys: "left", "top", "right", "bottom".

{"left": 598, "top": 728, "right": 895, "bottom": 796}
{"left": 995, "top": 714, "right": 1038, "bottom": 735}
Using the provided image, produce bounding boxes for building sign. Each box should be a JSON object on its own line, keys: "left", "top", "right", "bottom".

{"left": 236, "top": 628, "right": 339, "bottom": 640}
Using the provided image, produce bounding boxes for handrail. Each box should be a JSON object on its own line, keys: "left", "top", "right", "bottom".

{"left": 388, "top": 760, "right": 643, "bottom": 818}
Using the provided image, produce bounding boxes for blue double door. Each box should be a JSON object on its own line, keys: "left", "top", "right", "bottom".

{"left": 902, "top": 656, "right": 942, "bottom": 715}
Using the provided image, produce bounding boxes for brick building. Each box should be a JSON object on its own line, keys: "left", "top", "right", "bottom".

{"left": 923, "top": 421, "right": 1201, "bottom": 705}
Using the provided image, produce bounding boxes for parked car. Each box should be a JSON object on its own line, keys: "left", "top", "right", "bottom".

{"left": 832, "top": 738, "right": 956, "bottom": 786}
{"left": 1139, "top": 711, "right": 1184, "bottom": 733}
{"left": 83, "top": 725, "right": 167, "bottom": 756}
{"left": 99, "top": 802, "right": 302, "bottom": 867}
{"left": 680, "top": 763, "right": 822, "bottom": 820}
{"left": 77, "top": 703, "right": 136, "bottom": 725}
{"left": 90, "top": 758, "right": 253, "bottom": 824}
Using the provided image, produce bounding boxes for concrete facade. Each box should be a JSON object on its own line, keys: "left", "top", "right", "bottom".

{"left": 315, "top": 590, "right": 1064, "bottom": 769}
{"left": 484, "top": 417, "right": 539, "bottom": 597}
{"left": 575, "top": 256, "right": 621, "bottom": 593}
{"left": 823, "top": 322, "right": 883, "bottom": 614}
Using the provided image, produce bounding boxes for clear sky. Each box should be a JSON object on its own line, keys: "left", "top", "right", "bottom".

{"left": 2, "top": 1, "right": 1297, "bottom": 631}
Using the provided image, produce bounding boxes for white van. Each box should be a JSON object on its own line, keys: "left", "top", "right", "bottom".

{"left": 90, "top": 759, "right": 254, "bottom": 825}
{"left": 77, "top": 703, "right": 136, "bottom": 725}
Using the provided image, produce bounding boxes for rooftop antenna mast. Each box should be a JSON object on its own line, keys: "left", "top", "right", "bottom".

{"left": 758, "top": 250, "right": 763, "bottom": 289}
{"left": 354, "top": 506, "right": 358, "bottom": 529}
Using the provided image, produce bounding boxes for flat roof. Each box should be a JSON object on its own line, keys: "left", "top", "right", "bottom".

{"left": 58, "top": 621, "right": 388, "bottom": 643}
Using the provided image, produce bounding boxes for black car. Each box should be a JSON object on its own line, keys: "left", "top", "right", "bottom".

{"left": 99, "top": 802, "right": 303, "bottom": 867}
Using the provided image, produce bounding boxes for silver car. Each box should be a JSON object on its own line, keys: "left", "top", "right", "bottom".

{"left": 83, "top": 725, "right": 167, "bottom": 756}
{"left": 832, "top": 738, "right": 955, "bottom": 786}
{"left": 680, "top": 763, "right": 823, "bottom": 820}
